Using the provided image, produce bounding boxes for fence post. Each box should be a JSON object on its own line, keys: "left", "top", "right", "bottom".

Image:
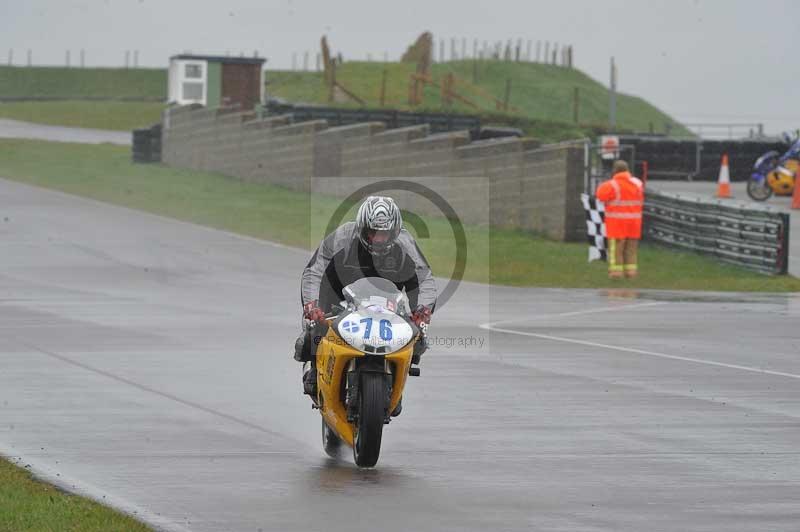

{"left": 692, "top": 140, "right": 702, "bottom": 181}
{"left": 780, "top": 213, "right": 790, "bottom": 274}
{"left": 609, "top": 56, "right": 617, "bottom": 130}
{"left": 379, "top": 69, "right": 387, "bottom": 106}
{"left": 329, "top": 61, "right": 336, "bottom": 103}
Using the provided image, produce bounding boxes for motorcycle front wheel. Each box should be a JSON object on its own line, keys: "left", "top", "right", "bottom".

{"left": 747, "top": 178, "right": 773, "bottom": 201}
{"left": 352, "top": 373, "right": 385, "bottom": 468}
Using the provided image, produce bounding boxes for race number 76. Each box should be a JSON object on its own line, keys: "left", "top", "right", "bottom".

{"left": 360, "top": 317, "right": 393, "bottom": 341}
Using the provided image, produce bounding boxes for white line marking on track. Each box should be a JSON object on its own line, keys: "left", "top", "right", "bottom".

{"left": 479, "top": 319, "right": 800, "bottom": 381}
{"left": 487, "top": 301, "right": 667, "bottom": 327}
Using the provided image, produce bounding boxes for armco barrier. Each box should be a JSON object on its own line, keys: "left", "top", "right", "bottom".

{"left": 643, "top": 190, "right": 790, "bottom": 274}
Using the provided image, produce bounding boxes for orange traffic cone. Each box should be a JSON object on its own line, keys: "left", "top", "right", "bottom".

{"left": 792, "top": 175, "right": 800, "bottom": 209}
{"left": 717, "top": 154, "right": 732, "bottom": 198}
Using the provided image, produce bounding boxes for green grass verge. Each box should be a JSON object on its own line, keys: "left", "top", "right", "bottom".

{"left": 2, "top": 62, "right": 689, "bottom": 141}
{"left": 0, "top": 101, "right": 165, "bottom": 131}
{"left": 267, "top": 60, "right": 692, "bottom": 138}
{"left": 0, "top": 139, "right": 796, "bottom": 292}
{"left": 0, "top": 456, "right": 150, "bottom": 531}
{"left": 0, "top": 66, "right": 165, "bottom": 100}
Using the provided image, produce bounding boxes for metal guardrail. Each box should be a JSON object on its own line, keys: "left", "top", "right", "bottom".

{"left": 643, "top": 190, "right": 790, "bottom": 275}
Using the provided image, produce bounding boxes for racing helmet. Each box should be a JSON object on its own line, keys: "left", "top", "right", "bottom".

{"left": 781, "top": 131, "right": 798, "bottom": 145}
{"left": 355, "top": 196, "right": 402, "bottom": 256}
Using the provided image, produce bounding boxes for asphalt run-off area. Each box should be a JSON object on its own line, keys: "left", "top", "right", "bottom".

{"left": 1, "top": 175, "right": 799, "bottom": 532}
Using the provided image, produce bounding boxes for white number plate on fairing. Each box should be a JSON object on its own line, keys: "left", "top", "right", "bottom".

{"left": 337, "top": 308, "right": 413, "bottom": 354}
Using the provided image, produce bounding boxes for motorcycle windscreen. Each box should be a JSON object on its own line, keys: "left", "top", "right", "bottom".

{"left": 342, "top": 277, "right": 410, "bottom": 315}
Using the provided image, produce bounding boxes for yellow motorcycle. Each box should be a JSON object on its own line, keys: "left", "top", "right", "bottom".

{"left": 309, "top": 277, "right": 423, "bottom": 467}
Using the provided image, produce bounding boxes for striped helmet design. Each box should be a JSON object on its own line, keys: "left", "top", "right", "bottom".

{"left": 355, "top": 196, "right": 402, "bottom": 255}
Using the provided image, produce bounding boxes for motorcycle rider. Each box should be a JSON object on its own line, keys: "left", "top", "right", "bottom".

{"left": 294, "top": 196, "right": 437, "bottom": 397}
{"left": 782, "top": 130, "right": 799, "bottom": 146}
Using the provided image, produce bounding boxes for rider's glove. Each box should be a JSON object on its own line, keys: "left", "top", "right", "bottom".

{"left": 303, "top": 301, "right": 325, "bottom": 323}
{"left": 411, "top": 305, "right": 432, "bottom": 328}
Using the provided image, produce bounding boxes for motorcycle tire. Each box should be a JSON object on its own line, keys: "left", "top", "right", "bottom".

{"left": 746, "top": 179, "right": 773, "bottom": 201}
{"left": 321, "top": 419, "right": 342, "bottom": 458}
{"left": 353, "top": 373, "right": 385, "bottom": 468}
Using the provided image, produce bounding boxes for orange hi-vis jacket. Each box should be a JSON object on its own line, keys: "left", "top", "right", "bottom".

{"left": 596, "top": 171, "right": 645, "bottom": 239}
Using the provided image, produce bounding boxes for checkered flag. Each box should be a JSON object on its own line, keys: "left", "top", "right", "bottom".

{"left": 580, "top": 193, "right": 607, "bottom": 262}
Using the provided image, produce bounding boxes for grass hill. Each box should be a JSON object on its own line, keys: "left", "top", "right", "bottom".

{"left": 0, "top": 66, "right": 165, "bottom": 130}
{"left": 0, "top": 62, "right": 689, "bottom": 140}
{"left": 0, "top": 65, "right": 165, "bottom": 100}
{"left": 267, "top": 60, "right": 691, "bottom": 139}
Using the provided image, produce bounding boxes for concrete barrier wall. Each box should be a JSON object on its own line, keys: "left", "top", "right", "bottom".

{"left": 162, "top": 106, "right": 586, "bottom": 241}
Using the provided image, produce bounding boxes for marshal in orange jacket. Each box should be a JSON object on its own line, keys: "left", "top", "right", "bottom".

{"left": 595, "top": 171, "right": 645, "bottom": 239}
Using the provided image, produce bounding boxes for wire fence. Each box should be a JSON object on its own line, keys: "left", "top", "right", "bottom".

{"left": 284, "top": 37, "right": 575, "bottom": 72}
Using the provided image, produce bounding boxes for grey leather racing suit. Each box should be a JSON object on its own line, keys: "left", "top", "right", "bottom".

{"left": 301, "top": 221, "right": 437, "bottom": 313}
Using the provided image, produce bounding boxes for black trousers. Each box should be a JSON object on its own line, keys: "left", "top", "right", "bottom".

{"left": 294, "top": 322, "right": 329, "bottom": 363}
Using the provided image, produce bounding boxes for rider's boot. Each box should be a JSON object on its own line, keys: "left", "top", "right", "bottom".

{"left": 303, "top": 362, "right": 317, "bottom": 397}
{"left": 390, "top": 396, "right": 402, "bottom": 417}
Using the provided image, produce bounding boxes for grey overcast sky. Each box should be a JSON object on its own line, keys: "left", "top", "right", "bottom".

{"left": 2, "top": 0, "right": 798, "bottom": 135}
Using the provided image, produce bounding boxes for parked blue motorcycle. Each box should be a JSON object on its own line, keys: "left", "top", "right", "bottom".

{"left": 747, "top": 132, "right": 800, "bottom": 201}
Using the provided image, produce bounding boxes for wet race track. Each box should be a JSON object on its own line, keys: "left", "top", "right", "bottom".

{"left": 1, "top": 178, "right": 800, "bottom": 531}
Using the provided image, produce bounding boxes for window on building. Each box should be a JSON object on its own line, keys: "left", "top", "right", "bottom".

{"left": 182, "top": 82, "right": 203, "bottom": 101}
{"left": 184, "top": 64, "right": 203, "bottom": 79}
